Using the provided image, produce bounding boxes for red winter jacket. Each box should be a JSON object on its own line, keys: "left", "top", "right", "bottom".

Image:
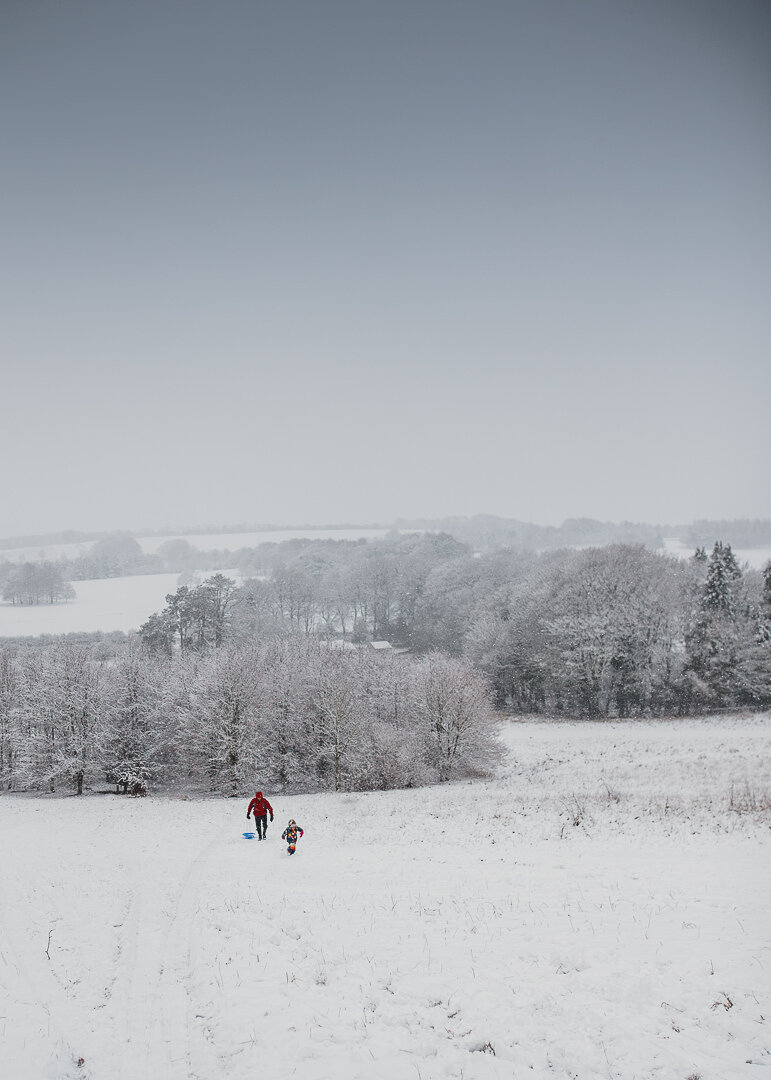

{"left": 247, "top": 791, "right": 273, "bottom": 818}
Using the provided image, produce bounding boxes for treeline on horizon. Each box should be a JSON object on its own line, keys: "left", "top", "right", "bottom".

{"left": 400, "top": 515, "right": 771, "bottom": 553}
{"left": 1, "top": 515, "right": 771, "bottom": 582}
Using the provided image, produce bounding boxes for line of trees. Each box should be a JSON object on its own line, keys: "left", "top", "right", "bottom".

{"left": 685, "top": 518, "right": 771, "bottom": 548}
{"left": 4, "top": 517, "right": 769, "bottom": 586}
{"left": 392, "top": 514, "right": 670, "bottom": 552}
{"left": 140, "top": 535, "right": 771, "bottom": 718}
{"left": 2, "top": 562, "right": 75, "bottom": 605}
{"left": 0, "top": 638, "right": 496, "bottom": 795}
{"left": 0, "top": 533, "right": 202, "bottom": 588}
{"left": 467, "top": 542, "right": 771, "bottom": 717}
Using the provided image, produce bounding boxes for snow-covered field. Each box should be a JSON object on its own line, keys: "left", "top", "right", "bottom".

{"left": 0, "top": 715, "right": 768, "bottom": 1080}
{"left": 662, "top": 539, "right": 771, "bottom": 571}
{"left": 0, "top": 541, "right": 95, "bottom": 564}
{"left": 0, "top": 574, "right": 187, "bottom": 638}
{"left": 0, "top": 570, "right": 240, "bottom": 638}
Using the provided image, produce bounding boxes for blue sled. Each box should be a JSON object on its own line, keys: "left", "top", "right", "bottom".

{"left": 242, "top": 831, "right": 256, "bottom": 839}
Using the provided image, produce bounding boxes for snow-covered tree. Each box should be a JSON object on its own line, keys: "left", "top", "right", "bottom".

{"left": 411, "top": 653, "right": 495, "bottom": 780}
{"left": 683, "top": 542, "right": 768, "bottom": 708}
{"left": 100, "top": 646, "right": 164, "bottom": 792}
{"left": 2, "top": 562, "right": 75, "bottom": 605}
{"left": 0, "top": 651, "right": 21, "bottom": 789}
{"left": 310, "top": 649, "right": 370, "bottom": 791}
{"left": 702, "top": 541, "right": 742, "bottom": 614}
{"left": 139, "top": 575, "right": 238, "bottom": 654}
{"left": 176, "top": 648, "right": 261, "bottom": 794}
{"left": 14, "top": 644, "right": 105, "bottom": 794}
{"left": 251, "top": 636, "right": 319, "bottom": 790}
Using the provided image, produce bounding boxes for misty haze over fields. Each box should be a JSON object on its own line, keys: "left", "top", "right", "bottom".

{"left": 2, "top": 1, "right": 769, "bottom": 538}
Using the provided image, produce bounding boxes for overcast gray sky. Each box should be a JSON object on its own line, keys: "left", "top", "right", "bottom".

{"left": 1, "top": 0, "right": 769, "bottom": 536}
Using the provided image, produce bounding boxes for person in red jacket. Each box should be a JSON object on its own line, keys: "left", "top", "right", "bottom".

{"left": 246, "top": 790, "right": 274, "bottom": 840}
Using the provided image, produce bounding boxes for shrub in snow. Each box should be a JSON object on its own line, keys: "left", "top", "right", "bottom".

{"left": 127, "top": 775, "right": 148, "bottom": 797}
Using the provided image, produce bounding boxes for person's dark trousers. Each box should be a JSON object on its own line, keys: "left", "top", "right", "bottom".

{"left": 255, "top": 814, "right": 268, "bottom": 840}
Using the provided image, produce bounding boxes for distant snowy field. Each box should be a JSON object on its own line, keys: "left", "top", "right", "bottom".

{"left": 0, "top": 572, "right": 238, "bottom": 638}
{"left": 0, "top": 528, "right": 392, "bottom": 564}
{"left": 662, "top": 538, "right": 771, "bottom": 570}
{"left": 0, "top": 715, "right": 768, "bottom": 1080}
{"left": 2, "top": 532, "right": 769, "bottom": 569}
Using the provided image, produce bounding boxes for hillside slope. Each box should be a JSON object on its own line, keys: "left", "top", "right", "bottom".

{"left": 0, "top": 716, "right": 768, "bottom": 1080}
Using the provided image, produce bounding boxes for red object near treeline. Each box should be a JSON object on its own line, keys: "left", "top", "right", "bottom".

{"left": 247, "top": 791, "right": 273, "bottom": 818}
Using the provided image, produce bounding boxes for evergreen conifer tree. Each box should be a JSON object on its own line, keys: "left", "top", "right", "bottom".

{"left": 702, "top": 541, "right": 741, "bottom": 614}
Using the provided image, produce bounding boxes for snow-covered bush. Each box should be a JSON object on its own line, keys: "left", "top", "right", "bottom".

{"left": 410, "top": 652, "right": 498, "bottom": 780}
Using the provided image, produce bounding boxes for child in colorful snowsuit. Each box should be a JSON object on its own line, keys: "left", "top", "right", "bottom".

{"left": 246, "top": 791, "right": 274, "bottom": 840}
{"left": 281, "top": 819, "right": 304, "bottom": 855}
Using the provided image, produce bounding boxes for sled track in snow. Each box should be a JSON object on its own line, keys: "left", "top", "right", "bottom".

{"left": 141, "top": 822, "right": 228, "bottom": 1080}
{"left": 0, "top": 859, "right": 94, "bottom": 1080}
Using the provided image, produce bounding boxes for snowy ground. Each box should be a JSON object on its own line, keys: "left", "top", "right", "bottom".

{"left": 0, "top": 570, "right": 239, "bottom": 638}
{"left": 661, "top": 539, "right": 771, "bottom": 571}
{"left": 0, "top": 573, "right": 189, "bottom": 638}
{"left": 0, "top": 715, "right": 769, "bottom": 1080}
